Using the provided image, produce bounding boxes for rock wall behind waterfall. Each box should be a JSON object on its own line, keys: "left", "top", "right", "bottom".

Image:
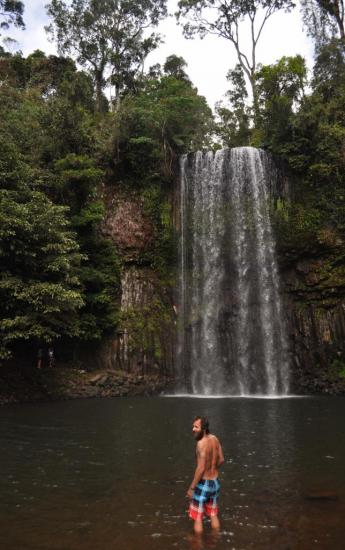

{"left": 272, "top": 160, "right": 345, "bottom": 394}
{"left": 99, "top": 186, "right": 175, "bottom": 379}
{"left": 282, "top": 259, "right": 345, "bottom": 394}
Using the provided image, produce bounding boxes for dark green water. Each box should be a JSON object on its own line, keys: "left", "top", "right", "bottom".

{"left": 1, "top": 396, "right": 345, "bottom": 549}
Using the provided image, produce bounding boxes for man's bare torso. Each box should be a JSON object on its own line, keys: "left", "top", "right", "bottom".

{"left": 196, "top": 434, "right": 223, "bottom": 479}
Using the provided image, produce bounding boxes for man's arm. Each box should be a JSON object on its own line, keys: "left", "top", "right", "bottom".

{"left": 217, "top": 440, "right": 224, "bottom": 467}
{"left": 187, "top": 442, "right": 206, "bottom": 499}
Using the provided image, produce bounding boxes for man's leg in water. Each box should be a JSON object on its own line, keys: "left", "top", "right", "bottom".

{"left": 205, "top": 492, "right": 220, "bottom": 530}
{"left": 210, "top": 515, "right": 220, "bottom": 530}
{"left": 189, "top": 485, "right": 205, "bottom": 534}
{"left": 194, "top": 518, "right": 203, "bottom": 534}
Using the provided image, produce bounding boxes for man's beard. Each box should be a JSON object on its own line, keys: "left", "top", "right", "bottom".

{"left": 194, "top": 429, "right": 204, "bottom": 441}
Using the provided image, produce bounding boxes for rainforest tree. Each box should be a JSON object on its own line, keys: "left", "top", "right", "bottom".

{"left": 300, "top": 0, "right": 345, "bottom": 46}
{"left": 215, "top": 64, "right": 251, "bottom": 147}
{"left": 0, "top": 144, "right": 83, "bottom": 360}
{"left": 0, "top": 0, "right": 24, "bottom": 33}
{"left": 117, "top": 64, "right": 213, "bottom": 182}
{"left": 255, "top": 54, "right": 307, "bottom": 150}
{"left": 176, "top": 0, "right": 295, "bottom": 122}
{"left": 46, "top": 0, "right": 168, "bottom": 111}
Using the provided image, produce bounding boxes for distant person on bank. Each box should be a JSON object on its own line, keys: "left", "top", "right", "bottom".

{"left": 48, "top": 347, "right": 55, "bottom": 368}
{"left": 37, "top": 348, "right": 43, "bottom": 369}
{"left": 187, "top": 416, "right": 224, "bottom": 534}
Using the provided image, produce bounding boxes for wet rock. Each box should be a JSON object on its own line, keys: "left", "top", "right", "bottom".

{"left": 89, "top": 373, "right": 106, "bottom": 384}
{"left": 305, "top": 492, "right": 339, "bottom": 501}
{"left": 102, "top": 189, "right": 155, "bottom": 261}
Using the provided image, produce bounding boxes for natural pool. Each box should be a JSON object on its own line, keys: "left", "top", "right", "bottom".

{"left": 1, "top": 396, "right": 344, "bottom": 549}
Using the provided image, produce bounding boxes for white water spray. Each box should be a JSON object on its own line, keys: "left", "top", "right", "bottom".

{"left": 178, "top": 147, "right": 289, "bottom": 396}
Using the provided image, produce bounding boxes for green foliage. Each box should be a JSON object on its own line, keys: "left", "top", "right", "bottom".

{"left": 50, "top": 153, "right": 121, "bottom": 341}
{"left": 300, "top": 0, "right": 345, "bottom": 47}
{"left": 215, "top": 65, "right": 251, "bottom": 147}
{"left": 117, "top": 73, "right": 213, "bottom": 183}
{"left": 0, "top": 188, "right": 83, "bottom": 359}
{"left": 0, "top": 50, "right": 121, "bottom": 359}
{"left": 313, "top": 38, "right": 345, "bottom": 94}
{"left": 142, "top": 183, "right": 177, "bottom": 272}
{"left": 53, "top": 154, "right": 103, "bottom": 210}
{"left": 330, "top": 358, "right": 345, "bottom": 379}
{"left": 0, "top": 52, "right": 96, "bottom": 164}
{"left": 254, "top": 55, "right": 307, "bottom": 150}
{"left": 275, "top": 42, "right": 345, "bottom": 243}
{"left": 120, "top": 297, "right": 172, "bottom": 359}
{"left": 114, "top": 72, "right": 211, "bottom": 276}
{"left": 247, "top": 41, "right": 345, "bottom": 275}
{"left": 76, "top": 236, "right": 121, "bottom": 339}
{"left": 273, "top": 198, "right": 324, "bottom": 255}
{"left": 163, "top": 54, "right": 191, "bottom": 83}
{"left": 279, "top": 41, "right": 345, "bottom": 178}
{"left": 40, "top": 87, "right": 96, "bottom": 162}
{"left": 215, "top": 56, "right": 307, "bottom": 149}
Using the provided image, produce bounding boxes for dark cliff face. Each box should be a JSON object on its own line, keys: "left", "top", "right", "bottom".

{"left": 102, "top": 187, "right": 156, "bottom": 261}
{"left": 281, "top": 258, "right": 345, "bottom": 394}
{"left": 101, "top": 185, "right": 176, "bottom": 380}
{"left": 273, "top": 162, "right": 345, "bottom": 394}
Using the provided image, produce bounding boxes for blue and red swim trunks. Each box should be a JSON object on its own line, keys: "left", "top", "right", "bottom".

{"left": 189, "top": 478, "right": 220, "bottom": 521}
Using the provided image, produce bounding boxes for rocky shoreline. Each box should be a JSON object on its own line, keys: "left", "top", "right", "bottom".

{"left": 291, "top": 366, "right": 345, "bottom": 396}
{"left": 0, "top": 366, "right": 172, "bottom": 406}
{"left": 1, "top": 364, "right": 345, "bottom": 406}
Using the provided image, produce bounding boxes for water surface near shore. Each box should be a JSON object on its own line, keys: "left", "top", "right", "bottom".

{"left": 1, "top": 396, "right": 345, "bottom": 549}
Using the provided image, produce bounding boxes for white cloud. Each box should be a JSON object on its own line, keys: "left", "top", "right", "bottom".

{"left": 5, "top": 0, "right": 56, "bottom": 57}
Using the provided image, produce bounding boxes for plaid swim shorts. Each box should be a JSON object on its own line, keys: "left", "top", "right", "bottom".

{"left": 189, "top": 478, "right": 220, "bottom": 521}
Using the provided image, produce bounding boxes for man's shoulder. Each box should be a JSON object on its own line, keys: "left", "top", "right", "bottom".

{"left": 198, "top": 434, "right": 219, "bottom": 449}
{"left": 197, "top": 438, "right": 208, "bottom": 451}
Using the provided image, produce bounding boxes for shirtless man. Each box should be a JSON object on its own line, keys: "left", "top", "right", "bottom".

{"left": 187, "top": 416, "right": 224, "bottom": 534}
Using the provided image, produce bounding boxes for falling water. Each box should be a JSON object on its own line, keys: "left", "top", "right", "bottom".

{"left": 178, "top": 147, "right": 289, "bottom": 396}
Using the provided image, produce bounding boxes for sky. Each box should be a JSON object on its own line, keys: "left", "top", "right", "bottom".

{"left": 6, "top": 0, "right": 314, "bottom": 108}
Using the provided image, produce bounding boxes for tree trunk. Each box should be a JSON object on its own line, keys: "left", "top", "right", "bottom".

{"left": 250, "top": 74, "right": 260, "bottom": 128}
{"left": 335, "top": 15, "right": 345, "bottom": 41}
{"left": 114, "top": 83, "right": 121, "bottom": 112}
{"left": 95, "top": 71, "right": 103, "bottom": 113}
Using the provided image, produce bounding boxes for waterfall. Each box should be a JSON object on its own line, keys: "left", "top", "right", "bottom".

{"left": 178, "top": 147, "right": 289, "bottom": 396}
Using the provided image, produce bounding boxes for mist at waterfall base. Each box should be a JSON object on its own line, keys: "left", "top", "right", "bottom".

{"left": 177, "top": 147, "right": 290, "bottom": 397}
{"left": 1, "top": 397, "right": 345, "bottom": 549}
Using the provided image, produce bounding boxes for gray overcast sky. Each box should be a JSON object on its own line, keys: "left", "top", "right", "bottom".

{"left": 7, "top": 0, "right": 314, "bottom": 108}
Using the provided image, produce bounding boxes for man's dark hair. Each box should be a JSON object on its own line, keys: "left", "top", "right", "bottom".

{"left": 194, "top": 415, "right": 210, "bottom": 434}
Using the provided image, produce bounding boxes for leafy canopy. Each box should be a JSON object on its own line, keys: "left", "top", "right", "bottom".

{"left": 46, "top": 0, "right": 168, "bottom": 110}
{"left": 117, "top": 70, "right": 213, "bottom": 183}
{"left": 0, "top": 50, "right": 122, "bottom": 360}
{"left": 215, "top": 64, "right": 251, "bottom": 147}
{"left": 0, "top": 185, "right": 84, "bottom": 359}
{"left": 255, "top": 55, "right": 307, "bottom": 148}
{"left": 300, "top": 0, "right": 345, "bottom": 47}
{"left": 0, "top": 0, "right": 24, "bottom": 32}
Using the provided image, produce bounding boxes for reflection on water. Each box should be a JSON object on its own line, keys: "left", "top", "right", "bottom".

{"left": 1, "top": 397, "right": 345, "bottom": 549}
{"left": 187, "top": 529, "right": 221, "bottom": 550}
